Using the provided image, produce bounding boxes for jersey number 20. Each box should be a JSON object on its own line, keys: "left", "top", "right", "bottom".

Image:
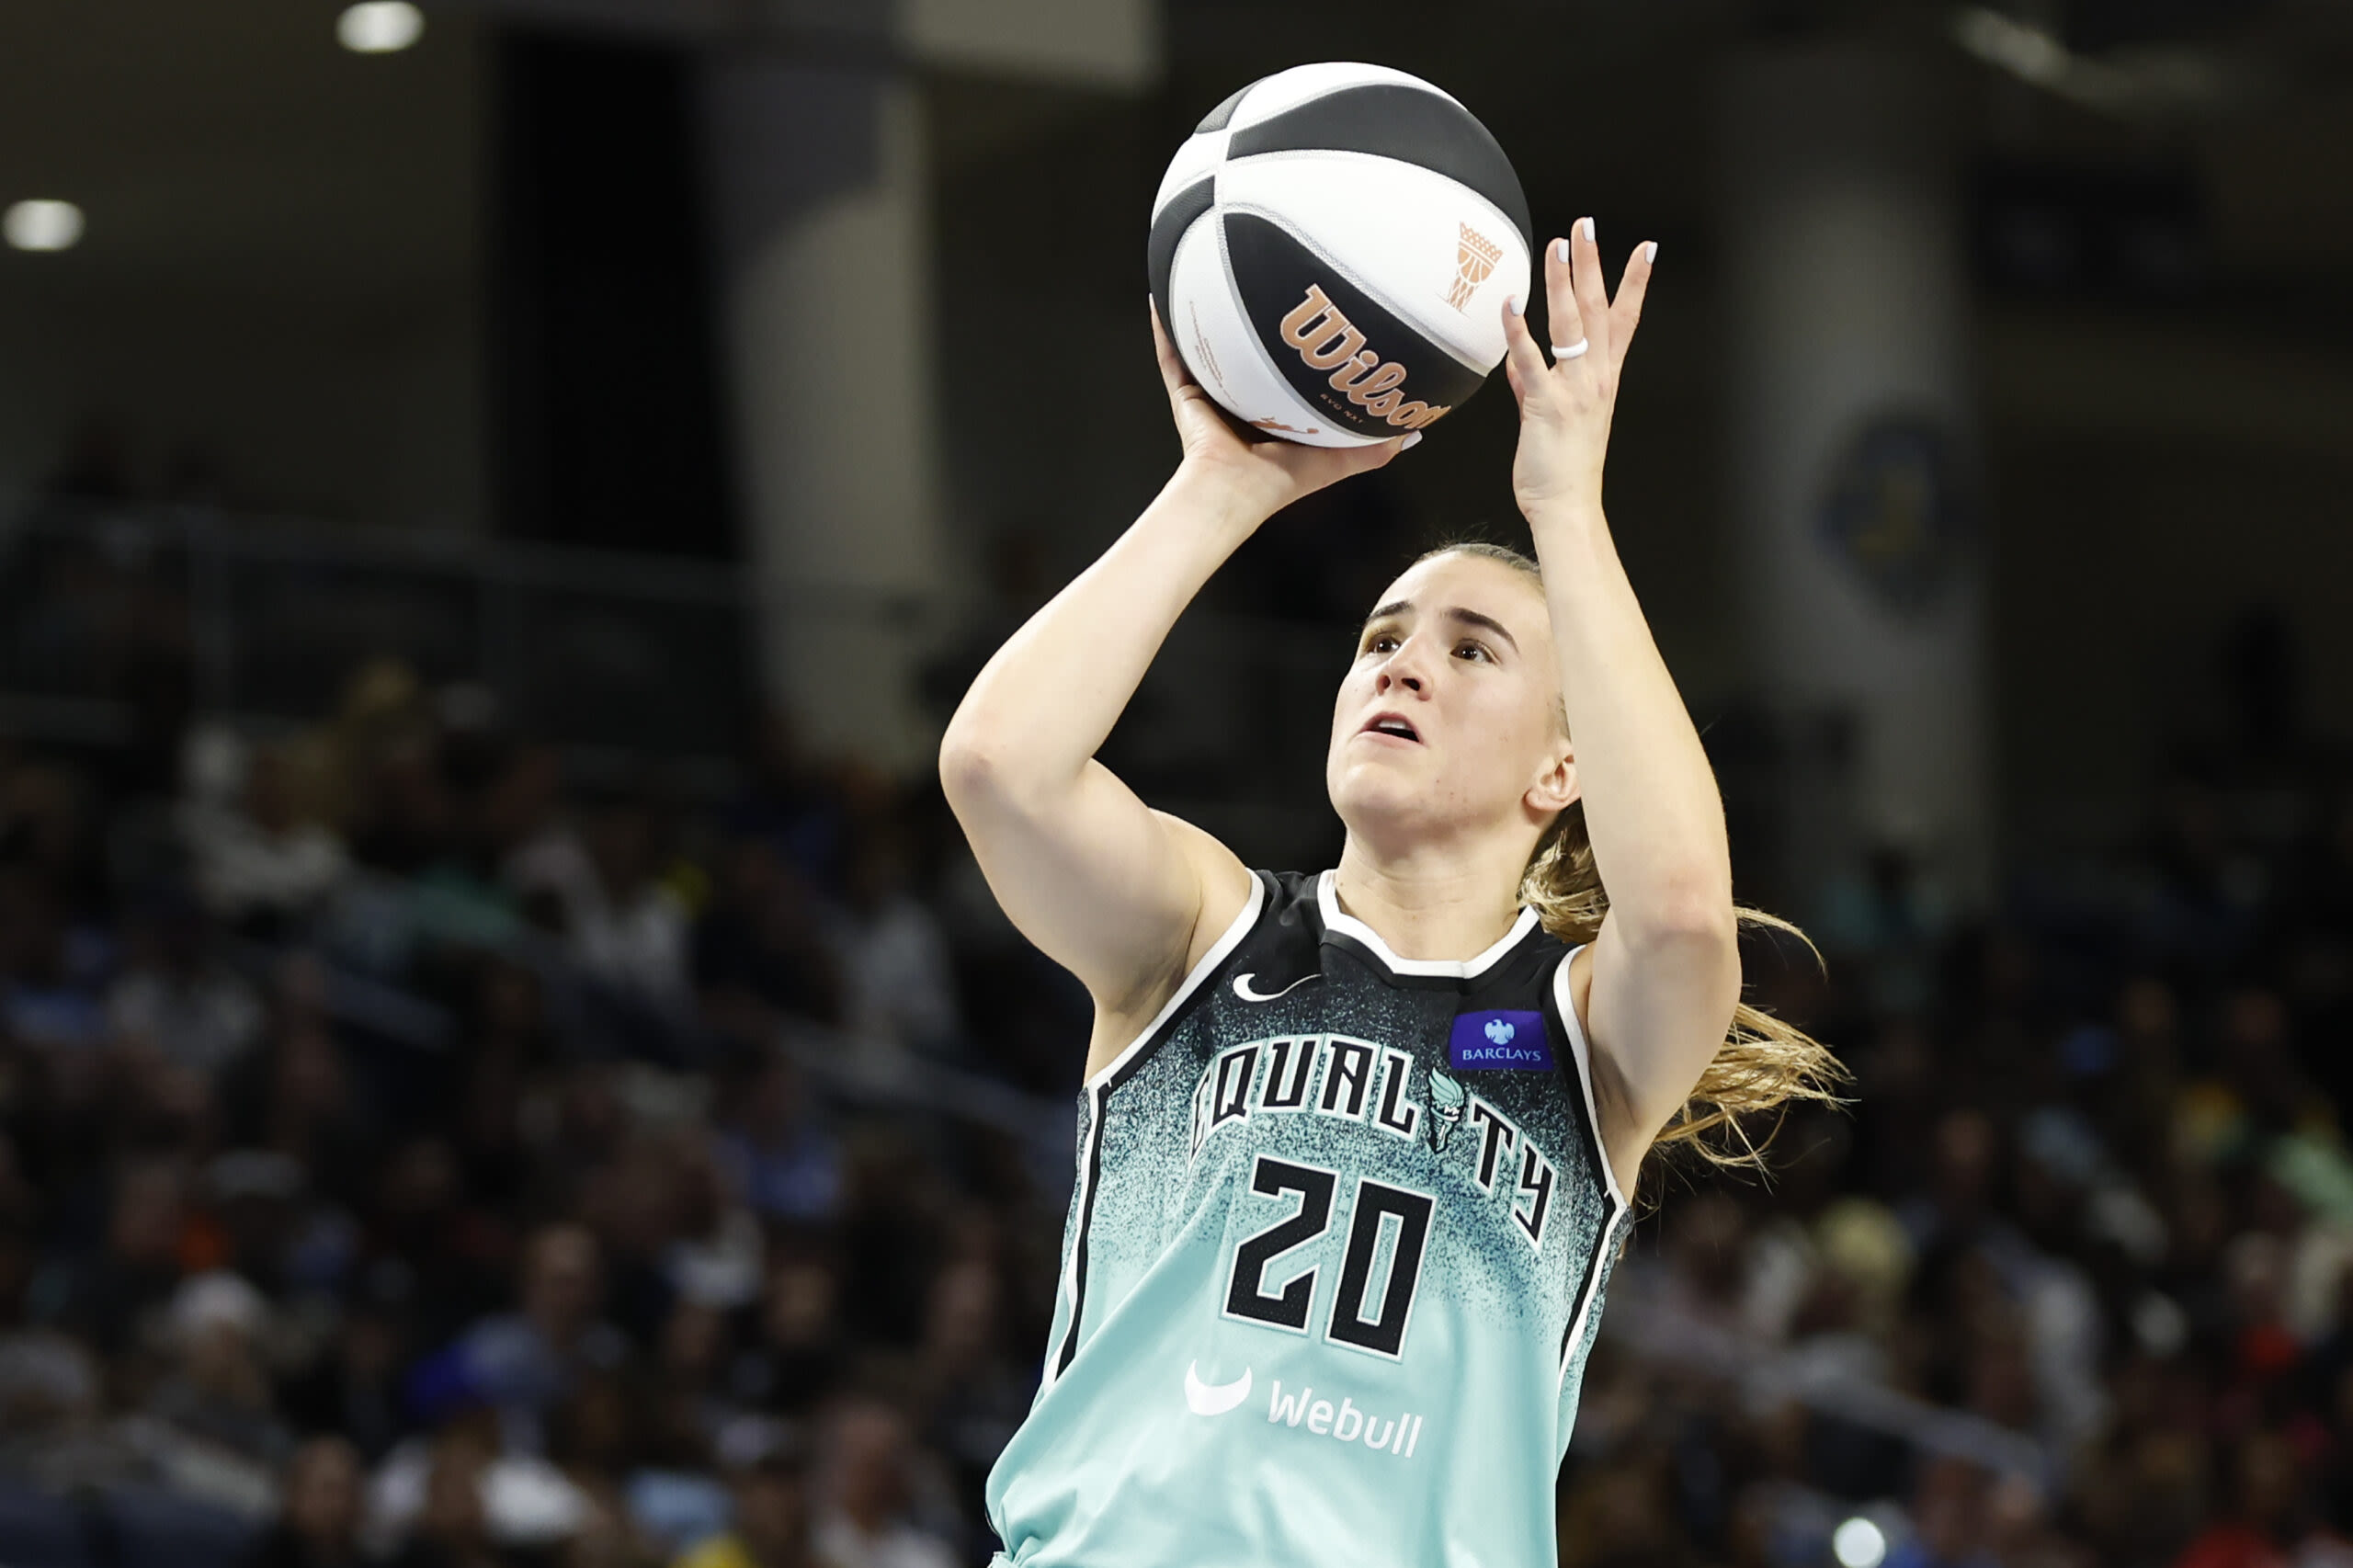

{"left": 1223, "top": 1155, "right": 1434, "bottom": 1358}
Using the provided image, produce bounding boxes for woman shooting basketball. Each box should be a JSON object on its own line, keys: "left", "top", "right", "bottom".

{"left": 941, "top": 222, "right": 1838, "bottom": 1565}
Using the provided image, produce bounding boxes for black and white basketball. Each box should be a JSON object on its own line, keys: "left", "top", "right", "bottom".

{"left": 1149, "top": 62, "right": 1532, "bottom": 449}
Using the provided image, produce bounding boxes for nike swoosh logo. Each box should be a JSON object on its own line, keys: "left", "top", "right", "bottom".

{"left": 1232, "top": 972, "right": 1314, "bottom": 1004}
{"left": 1184, "top": 1361, "right": 1253, "bottom": 1416}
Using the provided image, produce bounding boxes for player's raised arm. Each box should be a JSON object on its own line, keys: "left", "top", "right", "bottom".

{"left": 1498, "top": 224, "right": 1744, "bottom": 1178}
{"left": 938, "top": 306, "right": 1408, "bottom": 1062}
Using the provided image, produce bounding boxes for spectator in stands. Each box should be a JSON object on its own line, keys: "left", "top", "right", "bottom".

{"left": 180, "top": 729, "right": 350, "bottom": 937}
{"left": 106, "top": 884, "right": 265, "bottom": 1079}
{"left": 0, "top": 1266, "right": 101, "bottom": 1468}
{"left": 812, "top": 1399, "right": 954, "bottom": 1568}
{"left": 709, "top": 1051, "right": 841, "bottom": 1228}
{"left": 693, "top": 839, "right": 842, "bottom": 1034}
{"left": 911, "top": 1258, "right": 1027, "bottom": 1516}
{"left": 507, "top": 789, "right": 691, "bottom": 1021}
{"left": 453, "top": 1224, "right": 630, "bottom": 1457}
{"left": 36, "top": 1157, "right": 188, "bottom": 1355}
{"left": 147, "top": 1269, "right": 292, "bottom": 1469}
{"left": 0, "top": 863, "right": 111, "bottom": 1051}
{"left": 2172, "top": 1430, "right": 2309, "bottom": 1568}
{"left": 245, "top": 1435, "right": 369, "bottom": 1568}
{"left": 724, "top": 1253, "right": 843, "bottom": 1420}
{"left": 382, "top": 1430, "right": 506, "bottom": 1568}
{"left": 223, "top": 970, "right": 374, "bottom": 1215}
{"left": 724, "top": 710, "right": 846, "bottom": 897}
{"left": 824, "top": 823, "right": 959, "bottom": 1062}
{"left": 676, "top": 1447, "right": 829, "bottom": 1568}
{"left": 280, "top": 1266, "right": 413, "bottom": 1463}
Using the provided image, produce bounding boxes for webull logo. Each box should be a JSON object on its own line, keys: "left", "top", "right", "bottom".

{"left": 1278, "top": 287, "right": 1451, "bottom": 431}
{"left": 1265, "top": 1380, "right": 1425, "bottom": 1459}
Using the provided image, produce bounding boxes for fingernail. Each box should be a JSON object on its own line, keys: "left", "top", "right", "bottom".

{"left": 1580, "top": 216, "right": 1596, "bottom": 244}
{"left": 1555, "top": 237, "right": 1569, "bottom": 266}
{"left": 1506, "top": 294, "right": 1524, "bottom": 316}
{"left": 1402, "top": 432, "right": 1423, "bottom": 450}
{"left": 1644, "top": 240, "right": 1658, "bottom": 264}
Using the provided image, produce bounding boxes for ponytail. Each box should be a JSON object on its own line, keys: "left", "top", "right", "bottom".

{"left": 1519, "top": 801, "right": 1847, "bottom": 1171}
{"left": 1431, "top": 542, "right": 1848, "bottom": 1173}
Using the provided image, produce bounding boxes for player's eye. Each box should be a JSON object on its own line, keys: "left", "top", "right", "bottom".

{"left": 1363, "top": 631, "right": 1401, "bottom": 655}
{"left": 1454, "top": 641, "right": 1492, "bottom": 663}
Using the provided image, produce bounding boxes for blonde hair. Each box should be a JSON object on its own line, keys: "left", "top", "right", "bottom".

{"left": 1417, "top": 541, "right": 1847, "bottom": 1173}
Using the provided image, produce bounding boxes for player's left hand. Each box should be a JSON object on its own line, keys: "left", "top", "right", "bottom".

{"left": 1500, "top": 218, "right": 1654, "bottom": 517}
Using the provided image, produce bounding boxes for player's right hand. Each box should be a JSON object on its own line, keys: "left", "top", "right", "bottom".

{"left": 1151, "top": 301, "right": 1410, "bottom": 523}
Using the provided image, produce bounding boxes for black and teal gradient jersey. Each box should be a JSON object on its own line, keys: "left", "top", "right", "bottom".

{"left": 985, "top": 869, "right": 1633, "bottom": 1568}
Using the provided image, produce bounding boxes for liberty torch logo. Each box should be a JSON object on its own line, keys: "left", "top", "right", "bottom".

{"left": 1444, "top": 223, "right": 1502, "bottom": 312}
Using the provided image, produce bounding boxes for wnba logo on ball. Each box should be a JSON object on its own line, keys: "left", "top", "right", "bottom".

{"left": 1278, "top": 287, "right": 1451, "bottom": 431}
{"left": 1444, "top": 224, "right": 1503, "bottom": 312}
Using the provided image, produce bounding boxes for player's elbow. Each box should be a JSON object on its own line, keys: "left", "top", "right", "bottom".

{"left": 938, "top": 723, "right": 1005, "bottom": 815}
{"left": 938, "top": 722, "right": 1056, "bottom": 824}
{"left": 1638, "top": 889, "right": 1744, "bottom": 1022}
{"left": 1617, "top": 878, "right": 1738, "bottom": 966}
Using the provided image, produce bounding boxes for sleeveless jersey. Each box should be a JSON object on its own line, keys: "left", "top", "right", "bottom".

{"left": 985, "top": 869, "right": 1634, "bottom": 1568}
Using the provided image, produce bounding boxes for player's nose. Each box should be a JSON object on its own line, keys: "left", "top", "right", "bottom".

{"left": 1375, "top": 642, "right": 1431, "bottom": 696}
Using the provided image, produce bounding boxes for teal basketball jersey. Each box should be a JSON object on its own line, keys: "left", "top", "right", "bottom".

{"left": 985, "top": 869, "right": 1634, "bottom": 1568}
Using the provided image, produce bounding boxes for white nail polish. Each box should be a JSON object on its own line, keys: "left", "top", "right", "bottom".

{"left": 1644, "top": 240, "right": 1658, "bottom": 264}
{"left": 1402, "top": 432, "right": 1423, "bottom": 450}
{"left": 1555, "top": 238, "right": 1569, "bottom": 266}
{"left": 1580, "top": 216, "right": 1596, "bottom": 244}
{"left": 1506, "top": 294, "right": 1523, "bottom": 316}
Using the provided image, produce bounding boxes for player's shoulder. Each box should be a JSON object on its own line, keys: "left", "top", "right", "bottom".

{"left": 1177, "top": 868, "right": 1323, "bottom": 992}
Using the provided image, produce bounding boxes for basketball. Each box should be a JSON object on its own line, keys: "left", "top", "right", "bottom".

{"left": 1148, "top": 62, "right": 1533, "bottom": 448}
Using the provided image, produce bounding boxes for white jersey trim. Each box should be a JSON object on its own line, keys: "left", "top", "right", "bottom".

{"left": 1051, "top": 874, "right": 1267, "bottom": 1387}
{"left": 1559, "top": 1202, "right": 1632, "bottom": 1401}
{"left": 1315, "top": 869, "right": 1540, "bottom": 979}
{"left": 1553, "top": 941, "right": 1631, "bottom": 1401}
{"left": 1552, "top": 944, "right": 1629, "bottom": 1208}
{"left": 1083, "top": 872, "right": 1267, "bottom": 1092}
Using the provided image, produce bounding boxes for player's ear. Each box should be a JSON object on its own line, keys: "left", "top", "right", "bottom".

{"left": 1527, "top": 744, "right": 1579, "bottom": 814}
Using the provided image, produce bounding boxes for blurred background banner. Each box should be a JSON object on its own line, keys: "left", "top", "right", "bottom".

{"left": 0, "top": 1, "right": 2350, "bottom": 1566}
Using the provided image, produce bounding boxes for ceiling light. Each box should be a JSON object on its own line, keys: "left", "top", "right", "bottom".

{"left": 337, "top": 2, "right": 425, "bottom": 54}
{"left": 4, "top": 200, "right": 85, "bottom": 253}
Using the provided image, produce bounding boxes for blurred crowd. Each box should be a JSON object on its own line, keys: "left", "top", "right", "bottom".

{"left": 0, "top": 654, "right": 1088, "bottom": 1568}
{"left": 1563, "top": 676, "right": 2353, "bottom": 1568}
{"left": 0, "top": 580, "right": 2350, "bottom": 1568}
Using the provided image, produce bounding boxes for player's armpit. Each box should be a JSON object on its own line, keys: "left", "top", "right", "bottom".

{"left": 945, "top": 748, "right": 1251, "bottom": 1062}
{"left": 1569, "top": 912, "right": 1742, "bottom": 1180}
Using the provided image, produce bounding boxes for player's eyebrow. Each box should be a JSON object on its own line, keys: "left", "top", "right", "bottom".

{"left": 1447, "top": 607, "right": 1520, "bottom": 653}
{"left": 1360, "top": 599, "right": 1520, "bottom": 654}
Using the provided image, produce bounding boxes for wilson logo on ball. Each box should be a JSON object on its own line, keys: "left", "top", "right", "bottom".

{"left": 1445, "top": 223, "right": 1502, "bottom": 312}
{"left": 1278, "top": 286, "right": 1453, "bottom": 430}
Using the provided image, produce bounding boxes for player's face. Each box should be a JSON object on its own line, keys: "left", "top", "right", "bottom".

{"left": 1325, "top": 553, "right": 1575, "bottom": 847}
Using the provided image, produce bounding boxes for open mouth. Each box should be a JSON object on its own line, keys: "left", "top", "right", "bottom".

{"left": 1360, "top": 714, "right": 1421, "bottom": 744}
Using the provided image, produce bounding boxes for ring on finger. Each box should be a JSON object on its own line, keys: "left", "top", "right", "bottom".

{"left": 1552, "top": 339, "right": 1589, "bottom": 361}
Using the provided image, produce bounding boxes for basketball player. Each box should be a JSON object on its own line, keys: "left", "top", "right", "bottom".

{"left": 941, "top": 222, "right": 1838, "bottom": 1564}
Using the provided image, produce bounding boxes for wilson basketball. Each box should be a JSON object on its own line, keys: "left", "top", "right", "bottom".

{"left": 1149, "top": 62, "right": 1532, "bottom": 449}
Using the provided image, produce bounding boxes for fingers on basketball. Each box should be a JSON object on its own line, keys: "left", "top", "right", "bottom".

{"left": 1149, "top": 299, "right": 1199, "bottom": 402}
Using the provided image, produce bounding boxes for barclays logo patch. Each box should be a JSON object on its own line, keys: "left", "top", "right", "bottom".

{"left": 1449, "top": 1009, "right": 1552, "bottom": 1071}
